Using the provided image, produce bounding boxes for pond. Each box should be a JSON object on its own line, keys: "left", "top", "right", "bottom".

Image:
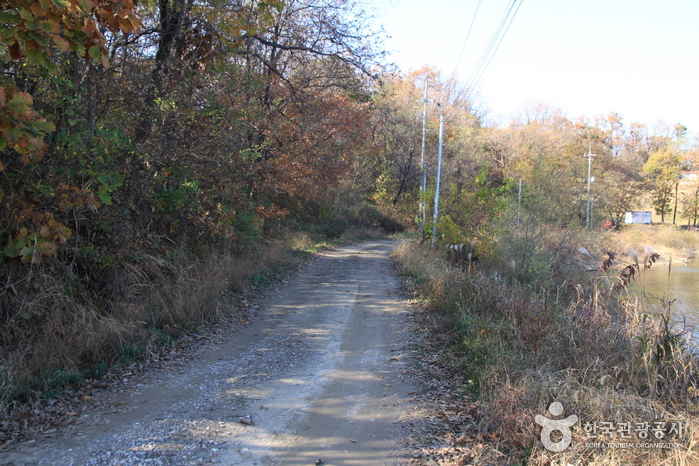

{"left": 631, "top": 258, "right": 699, "bottom": 339}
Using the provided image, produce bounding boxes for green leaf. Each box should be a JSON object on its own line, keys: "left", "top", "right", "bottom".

{"left": 88, "top": 45, "right": 101, "bottom": 60}
{"left": 28, "top": 32, "right": 49, "bottom": 46}
{"left": 20, "top": 245, "right": 40, "bottom": 264}
{"left": 0, "top": 12, "right": 21, "bottom": 24}
{"left": 0, "top": 26, "right": 19, "bottom": 40}
{"left": 18, "top": 9, "right": 34, "bottom": 21}
{"left": 39, "top": 20, "right": 58, "bottom": 33}
{"left": 34, "top": 119, "right": 55, "bottom": 133}
{"left": 8, "top": 92, "right": 33, "bottom": 114}
{"left": 97, "top": 187, "right": 112, "bottom": 205}
{"left": 4, "top": 237, "right": 26, "bottom": 258}
{"left": 24, "top": 49, "right": 50, "bottom": 67}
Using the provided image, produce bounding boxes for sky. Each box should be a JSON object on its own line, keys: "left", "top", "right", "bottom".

{"left": 370, "top": 0, "right": 699, "bottom": 134}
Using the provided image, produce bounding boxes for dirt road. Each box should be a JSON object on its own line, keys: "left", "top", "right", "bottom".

{"left": 2, "top": 240, "right": 416, "bottom": 466}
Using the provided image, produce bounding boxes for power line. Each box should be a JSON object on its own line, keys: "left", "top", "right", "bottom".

{"left": 466, "top": 0, "right": 517, "bottom": 89}
{"left": 465, "top": 1, "right": 514, "bottom": 88}
{"left": 470, "top": 0, "right": 524, "bottom": 90}
{"left": 450, "top": 0, "right": 482, "bottom": 79}
{"left": 464, "top": 0, "right": 524, "bottom": 93}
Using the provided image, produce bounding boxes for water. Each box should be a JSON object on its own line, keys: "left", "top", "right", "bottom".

{"left": 631, "top": 259, "right": 699, "bottom": 338}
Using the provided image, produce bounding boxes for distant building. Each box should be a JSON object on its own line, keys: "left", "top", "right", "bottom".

{"left": 624, "top": 211, "right": 652, "bottom": 224}
{"left": 681, "top": 171, "right": 698, "bottom": 183}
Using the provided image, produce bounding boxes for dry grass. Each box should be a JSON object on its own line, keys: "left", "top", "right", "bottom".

{"left": 393, "top": 240, "right": 699, "bottom": 465}
{"left": 611, "top": 224, "right": 699, "bottom": 261}
{"left": 0, "top": 226, "right": 392, "bottom": 413}
{"left": 0, "top": 232, "right": 315, "bottom": 413}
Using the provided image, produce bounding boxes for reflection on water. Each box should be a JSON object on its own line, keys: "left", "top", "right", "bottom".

{"left": 631, "top": 259, "right": 699, "bottom": 338}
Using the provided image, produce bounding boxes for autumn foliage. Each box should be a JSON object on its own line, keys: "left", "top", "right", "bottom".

{"left": 0, "top": 0, "right": 696, "bottom": 419}
{"left": 0, "top": 0, "right": 394, "bottom": 407}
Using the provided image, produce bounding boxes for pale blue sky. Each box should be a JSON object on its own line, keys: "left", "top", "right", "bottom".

{"left": 371, "top": 0, "right": 699, "bottom": 133}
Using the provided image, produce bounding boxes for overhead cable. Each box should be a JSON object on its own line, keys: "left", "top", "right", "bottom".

{"left": 450, "top": 0, "right": 483, "bottom": 79}
{"left": 465, "top": 0, "right": 524, "bottom": 94}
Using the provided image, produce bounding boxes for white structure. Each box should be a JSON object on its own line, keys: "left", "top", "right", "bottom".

{"left": 624, "top": 211, "right": 652, "bottom": 224}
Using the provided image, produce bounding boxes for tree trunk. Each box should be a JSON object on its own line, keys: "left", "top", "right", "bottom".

{"left": 672, "top": 181, "right": 679, "bottom": 224}
{"left": 134, "top": 0, "right": 189, "bottom": 144}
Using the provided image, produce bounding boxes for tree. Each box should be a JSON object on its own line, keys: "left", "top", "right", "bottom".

{"left": 0, "top": 0, "right": 142, "bottom": 262}
{"left": 368, "top": 73, "right": 424, "bottom": 209}
{"left": 680, "top": 186, "right": 699, "bottom": 226}
{"left": 643, "top": 148, "right": 682, "bottom": 223}
{"left": 0, "top": 0, "right": 140, "bottom": 163}
{"left": 597, "top": 177, "right": 646, "bottom": 228}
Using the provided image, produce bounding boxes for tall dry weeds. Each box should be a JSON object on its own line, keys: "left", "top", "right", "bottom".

{"left": 393, "top": 240, "right": 699, "bottom": 465}
{"left": 0, "top": 233, "right": 311, "bottom": 413}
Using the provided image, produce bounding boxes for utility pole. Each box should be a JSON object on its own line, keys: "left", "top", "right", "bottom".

{"left": 517, "top": 178, "right": 522, "bottom": 226}
{"left": 417, "top": 83, "right": 436, "bottom": 229}
{"left": 584, "top": 144, "right": 596, "bottom": 229}
{"left": 431, "top": 114, "right": 445, "bottom": 247}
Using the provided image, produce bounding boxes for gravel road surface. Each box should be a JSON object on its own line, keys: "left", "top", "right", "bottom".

{"left": 1, "top": 240, "right": 416, "bottom": 466}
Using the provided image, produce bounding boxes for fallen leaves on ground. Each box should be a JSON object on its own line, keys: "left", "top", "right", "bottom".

{"left": 399, "top": 303, "right": 523, "bottom": 466}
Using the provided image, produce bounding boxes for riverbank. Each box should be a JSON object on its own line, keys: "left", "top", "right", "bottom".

{"left": 393, "top": 240, "right": 699, "bottom": 465}
{"left": 608, "top": 224, "right": 699, "bottom": 265}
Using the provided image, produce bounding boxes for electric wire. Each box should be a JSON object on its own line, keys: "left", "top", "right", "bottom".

{"left": 446, "top": 0, "right": 470, "bottom": 45}
{"left": 465, "top": 0, "right": 517, "bottom": 89}
{"left": 450, "top": 0, "right": 483, "bottom": 80}
{"left": 469, "top": 0, "right": 524, "bottom": 90}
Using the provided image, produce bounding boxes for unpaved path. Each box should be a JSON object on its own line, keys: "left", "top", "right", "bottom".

{"left": 2, "top": 240, "right": 416, "bottom": 466}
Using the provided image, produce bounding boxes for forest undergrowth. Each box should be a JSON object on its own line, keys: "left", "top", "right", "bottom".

{"left": 393, "top": 238, "right": 699, "bottom": 465}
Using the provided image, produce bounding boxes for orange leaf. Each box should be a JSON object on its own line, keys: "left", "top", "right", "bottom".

{"left": 52, "top": 34, "right": 71, "bottom": 51}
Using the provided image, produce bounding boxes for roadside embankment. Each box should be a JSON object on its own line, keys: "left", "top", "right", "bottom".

{"left": 392, "top": 240, "right": 699, "bottom": 465}
{"left": 0, "top": 227, "right": 386, "bottom": 417}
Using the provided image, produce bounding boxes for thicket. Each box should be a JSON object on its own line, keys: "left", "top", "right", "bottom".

{"left": 0, "top": 0, "right": 405, "bottom": 411}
